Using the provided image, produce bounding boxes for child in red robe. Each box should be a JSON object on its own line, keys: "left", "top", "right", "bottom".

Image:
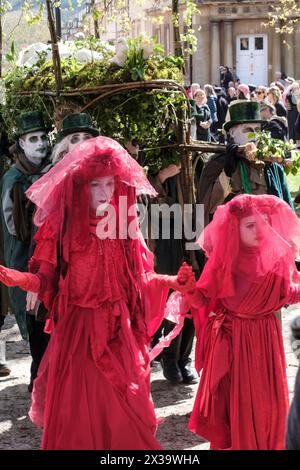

{"left": 177, "top": 194, "right": 300, "bottom": 449}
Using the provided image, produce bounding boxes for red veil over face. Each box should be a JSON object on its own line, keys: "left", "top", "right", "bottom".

{"left": 197, "top": 194, "right": 300, "bottom": 299}
{"left": 26, "top": 136, "right": 156, "bottom": 225}
{"left": 26, "top": 136, "right": 157, "bottom": 272}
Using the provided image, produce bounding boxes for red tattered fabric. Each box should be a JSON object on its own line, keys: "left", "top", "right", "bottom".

{"left": 188, "top": 194, "right": 300, "bottom": 450}
{"left": 25, "top": 137, "right": 169, "bottom": 450}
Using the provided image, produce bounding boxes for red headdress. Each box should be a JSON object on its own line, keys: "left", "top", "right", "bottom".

{"left": 26, "top": 136, "right": 157, "bottom": 276}
{"left": 197, "top": 194, "right": 300, "bottom": 299}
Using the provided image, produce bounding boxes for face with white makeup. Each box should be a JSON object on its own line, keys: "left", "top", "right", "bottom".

{"left": 89, "top": 176, "right": 115, "bottom": 214}
{"left": 51, "top": 132, "right": 95, "bottom": 165}
{"left": 228, "top": 122, "right": 261, "bottom": 145}
{"left": 68, "top": 132, "right": 93, "bottom": 150}
{"left": 239, "top": 213, "right": 269, "bottom": 247}
{"left": 19, "top": 131, "right": 49, "bottom": 165}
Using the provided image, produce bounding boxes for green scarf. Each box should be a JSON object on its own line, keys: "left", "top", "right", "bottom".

{"left": 239, "top": 160, "right": 252, "bottom": 194}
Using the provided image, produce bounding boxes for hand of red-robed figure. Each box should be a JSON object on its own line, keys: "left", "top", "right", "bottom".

{"left": 0, "top": 265, "right": 40, "bottom": 292}
{"left": 175, "top": 262, "right": 196, "bottom": 294}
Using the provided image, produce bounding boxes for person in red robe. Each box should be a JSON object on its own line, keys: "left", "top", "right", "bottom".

{"left": 0, "top": 137, "right": 192, "bottom": 450}
{"left": 176, "top": 194, "right": 300, "bottom": 450}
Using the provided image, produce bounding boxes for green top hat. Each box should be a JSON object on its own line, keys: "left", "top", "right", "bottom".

{"left": 14, "top": 111, "right": 49, "bottom": 138}
{"left": 223, "top": 101, "right": 263, "bottom": 132}
{"left": 58, "top": 113, "right": 99, "bottom": 140}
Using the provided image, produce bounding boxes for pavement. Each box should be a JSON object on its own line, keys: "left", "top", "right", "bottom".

{"left": 0, "top": 305, "right": 299, "bottom": 450}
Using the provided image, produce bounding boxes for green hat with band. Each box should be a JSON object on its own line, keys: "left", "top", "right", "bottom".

{"left": 14, "top": 111, "right": 49, "bottom": 138}
{"left": 223, "top": 101, "right": 263, "bottom": 132}
{"left": 58, "top": 113, "right": 99, "bottom": 140}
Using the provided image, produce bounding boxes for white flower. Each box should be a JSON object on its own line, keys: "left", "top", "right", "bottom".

{"left": 141, "top": 39, "right": 154, "bottom": 59}
{"left": 115, "top": 37, "right": 128, "bottom": 55}
{"left": 109, "top": 38, "right": 128, "bottom": 67}
{"left": 109, "top": 51, "right": 127, "bottom": 67}
{"left": 75, "top": 48, "right": 103, "bottom": 63}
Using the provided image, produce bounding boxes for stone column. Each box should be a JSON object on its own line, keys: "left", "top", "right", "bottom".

{"left": 211, "top": 21, "right": 221, "bottom": 85}
{"left": 283, "top": 32, "right": 295, "bottom": 77}
{"left": 272, "top": 27, "right": 282, "bottom": 80}
{"left": 295, "top": 26, "right": 300, "bottom": 79}
{"left": 223, "top": 21, "right": 233, "bottom": 70}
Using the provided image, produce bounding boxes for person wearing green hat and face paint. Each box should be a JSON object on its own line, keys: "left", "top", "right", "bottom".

{"left": 0, "top": 111, "right": 52, "bottom": 391}
{"left": 198, "top": 101, "right": 294, "bottom": 228}
{"left": 51, "top": 113, "right": 99, "bottom": 165}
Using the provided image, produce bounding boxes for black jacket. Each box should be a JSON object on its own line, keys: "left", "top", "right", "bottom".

{"left": 286, "top": 368, "right": 300, "bottom": 449}
{"left": 262, "top": 116, "right": 288, "bottom": 142}
{"left": 275, "top": 101, "right": 287, "bottom": 118}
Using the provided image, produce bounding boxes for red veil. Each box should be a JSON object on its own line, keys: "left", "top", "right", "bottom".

{"left": 197, "top": 194, "right": 300, "bottom": 300}
{"left": 26, "top": 136, "right": 157, "bottom": 276}
{"left": 187, "top": 195, "right": 300, "bottom": 450}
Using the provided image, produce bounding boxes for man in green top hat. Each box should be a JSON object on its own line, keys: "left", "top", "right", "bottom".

{"left": 197, "top": 100, "right": 293, "bottom": 227}
{"left": 51, "top": 112, "right": 99, "bottom": 164}
{"left": 0, "top": 110, "right": 52, "bottom": 390}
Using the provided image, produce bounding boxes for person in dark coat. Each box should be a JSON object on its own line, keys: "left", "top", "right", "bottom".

{"left": 191, "top": 89, "right": 212, "bottom": 142}
{"left": 285, "top": 83, "right": 300, "bottom": 142}
{"left": 198, "top": 101, "right": 294, "bottom": 227}
{"left": 148, "top": 163, "right": 198, "bottom": 385}
{"left": 267, "top": 86, "right": 287, "bottom": 118}
{"left": 260, "top": 99, "right": 288, "bottom": 142}
{"left": 0, "top": 111, "right": 52, "bottom": 391}
{"left": 0, "top": 121, "right": 11, "bottom": 376}
{"left": 220, "top": 66, "right": 233, "bottom": 91}
{"left": 214, "top": 87, "right": 228, "bottom": 142}
{"left": 286, "top": 316, "right": 300, "bottom": 450}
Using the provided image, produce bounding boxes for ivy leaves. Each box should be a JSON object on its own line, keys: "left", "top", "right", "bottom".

{"left": 2, "top": 37, "right": 185, "bottom": 176}
{"left": 254, "top": 130, "right": 300, "bottom": 175}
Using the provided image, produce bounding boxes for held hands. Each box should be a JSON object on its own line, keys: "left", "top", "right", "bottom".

{"left": 174, "top": 262, "right": 196, "bottom": 294}
{"left": 176, "top": 262, "right": 206, "bottom": 308}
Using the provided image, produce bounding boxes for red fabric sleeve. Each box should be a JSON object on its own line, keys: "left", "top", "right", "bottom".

{"left": 287, "top": 284, "right": 300, "bottom": 305}
{"left": 142, "top": 272, "right": 170, "bottom": 337}
{"left": 28, "top": 220, "right": 58, "bottom": 310}
{"left": 0, "top": 266, "right": 40, "bottom": 292}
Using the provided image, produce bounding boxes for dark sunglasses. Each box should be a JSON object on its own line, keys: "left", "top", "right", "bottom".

{"left": 256, "top": 90, "right": 264, "bottom": 95}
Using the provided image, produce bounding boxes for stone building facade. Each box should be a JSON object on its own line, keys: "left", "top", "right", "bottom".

{"left": 185, "top": 0, "right": 300, "bottom": 86}
{"left": 82, "top": 0, "right": 300, "bottom": 86}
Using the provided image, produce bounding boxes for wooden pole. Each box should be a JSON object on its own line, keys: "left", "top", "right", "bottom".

{"left": 46, "top": 0, "right": 62, "bottom": 99}
{"left": 91, "top": 0, "right": 100, "bottom": 39}
{"left": 0, "top": 0, "right": 2, "bottom": 78}
{"left": 172, "top": 0, "right": 183, "bottom": 58}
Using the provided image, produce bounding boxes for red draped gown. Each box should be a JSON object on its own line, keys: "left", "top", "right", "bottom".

{"left": 189, "top": 268, "right": 300, "bottom": 450}
{"left": 28, "top": 221, "right": 168, "bottom": 450}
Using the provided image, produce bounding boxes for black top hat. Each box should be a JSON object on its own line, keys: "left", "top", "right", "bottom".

{"left": 14, "top": 111, "right": 49, "bottom": 138}
{"left": 58, "top": 113, "right": 99, "bottom": 140}
{"left": 223, "top": 101, "right": 264, "bottom": 132}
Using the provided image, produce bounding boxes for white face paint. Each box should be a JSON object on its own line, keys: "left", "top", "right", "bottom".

{"left": 239, "top": 214, "right": 269, "bottom": 247}
{"left": 89, "top": 176, "right": 115, "bottom": 214}
{"left": 19, "top": 131, "right": 48, "bottom": 165}
{"left": 239, "top": 215, "right": 260, "bottom": 247}
{"left": 68, "top": 132, "right": 93, "bottom": 151}
{"left": 229, "top": 123, "right": 261, "bottom": 145}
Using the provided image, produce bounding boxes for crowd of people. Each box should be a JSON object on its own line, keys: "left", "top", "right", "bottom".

{"left": 0, "top": 66, "right": 299, "bottom": 451}
{"left": 187, "top": 69, "right": 300, "bottom": 146}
